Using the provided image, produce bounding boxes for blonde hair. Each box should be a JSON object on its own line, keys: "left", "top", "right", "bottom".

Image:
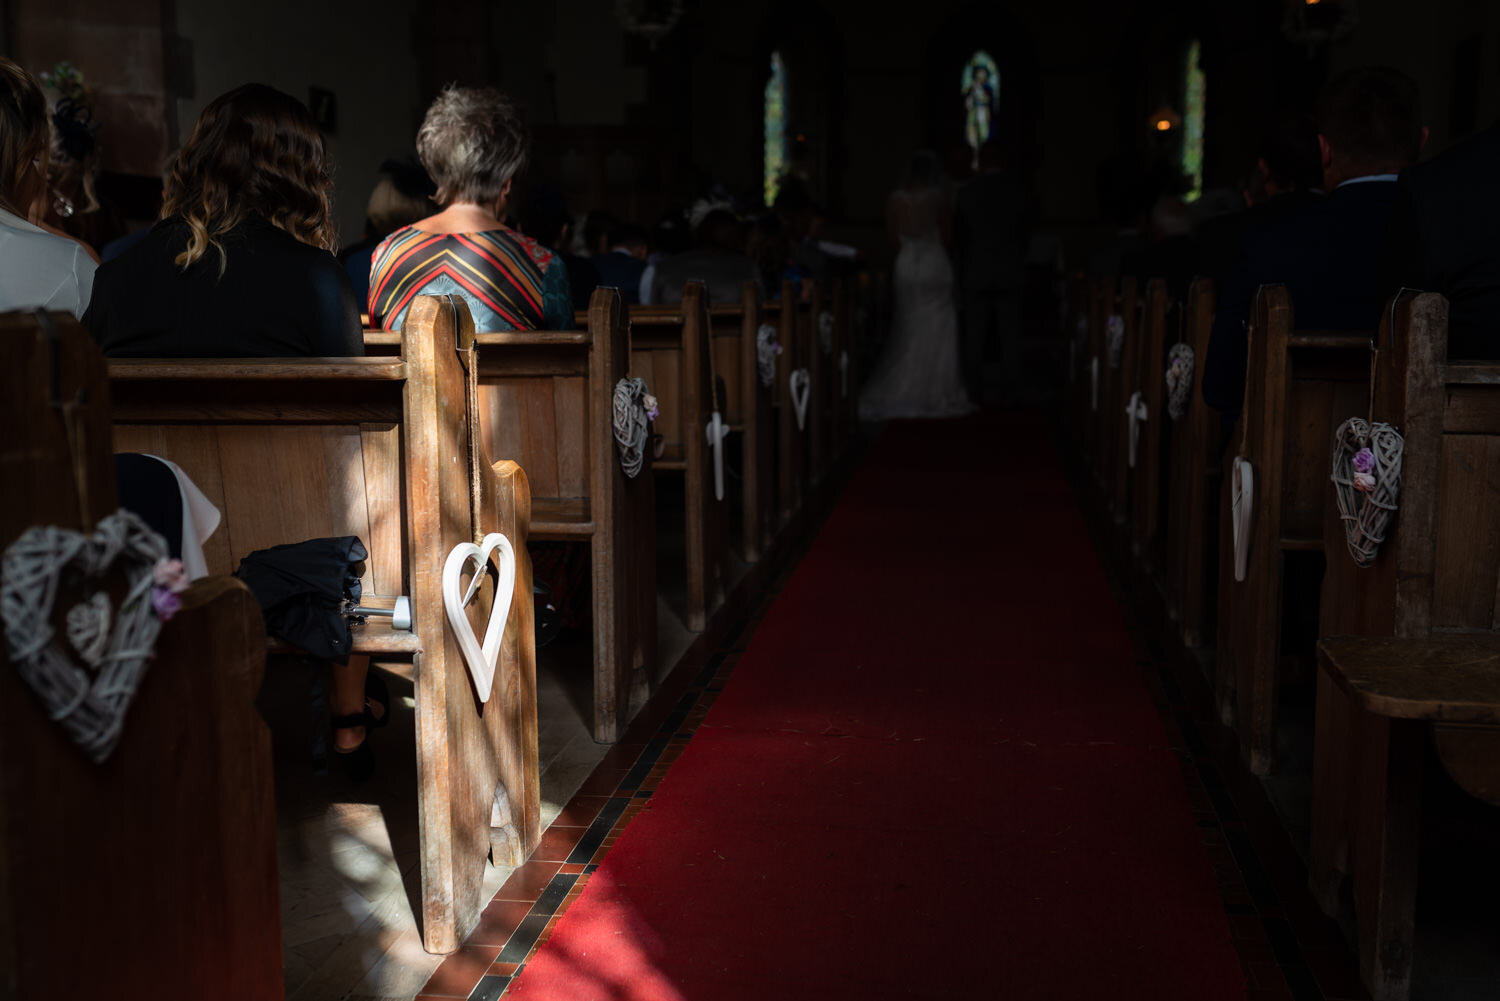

{"left": 162, "top": 84, "right": 337, "bottom": 273}
{"left": 366, "top": 174, "right": 431, "bottom": 236}
{"left": 0, "top": 58, "right": 52, "bottom": 220}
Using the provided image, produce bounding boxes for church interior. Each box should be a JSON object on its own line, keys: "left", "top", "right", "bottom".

{"left": 3, "top": 0, "right": 1500, "bottom": 999}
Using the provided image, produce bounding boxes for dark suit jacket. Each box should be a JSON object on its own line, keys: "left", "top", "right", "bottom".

{"left": 1381, "top": 122, "right": 1500, "bottom": 360}
{"left": 953, "top": 168, "right": 1031, "bottom": 292}
{"left": 1203, "top": 179, "right": 1399, "bottom": 415}
{"left": 1195, "top": 190, "right": 1324, "bottom": 287}
{"left": 591, "top": 250, "right": 646, "bottom": 305}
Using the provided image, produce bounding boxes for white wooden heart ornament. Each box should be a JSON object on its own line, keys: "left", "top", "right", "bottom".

{"left": 705, "top": 411, "right": 730, "bottom": 501}
{"left": 790, "top": 368, "right": 811, "bottom": 431}
{"left": 1231, "top": 457, "right": 1254, "bottom": 583}
{"left": 1124, "top": 391, "right": 1148, "bottom": 469}
{"left": 441, "top": 533, "right": 516, "bottom": 703}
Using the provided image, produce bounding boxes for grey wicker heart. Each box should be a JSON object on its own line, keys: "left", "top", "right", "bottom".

{"left": 1, "top": 510, "right": 167, "bottom": 762}
{"left": 1165, "top": 343, "right": 1194, "bottom": 421}
{"left": 1106, "top": 314, "right": 1125, "bottom": 369}
{"left": 1329, "top": 418, "right": 1403, "bottom": 568}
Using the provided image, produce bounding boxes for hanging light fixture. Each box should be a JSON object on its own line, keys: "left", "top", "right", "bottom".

{"left": 616, "top": 0, "right": 684, "bottom": 51}
{"left": 1150, "top": 105, "right": 1182, "bottom": 133}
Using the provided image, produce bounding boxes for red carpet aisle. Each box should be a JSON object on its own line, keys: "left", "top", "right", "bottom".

{"left": 506, "top": 414, "right": 1247, "bottom": 1000}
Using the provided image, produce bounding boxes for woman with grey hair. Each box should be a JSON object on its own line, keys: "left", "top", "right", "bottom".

{"left": 368, "top": 86, "right": 572, "bottom": 331}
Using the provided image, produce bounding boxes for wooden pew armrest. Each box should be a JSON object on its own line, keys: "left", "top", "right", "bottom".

{"left": 1318, "top": 634, "right": 1500, "bottom": 723}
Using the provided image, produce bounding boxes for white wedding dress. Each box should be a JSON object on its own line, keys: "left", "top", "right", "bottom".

{"left": 858, "top": 187, "right": 976, "bottom": 420}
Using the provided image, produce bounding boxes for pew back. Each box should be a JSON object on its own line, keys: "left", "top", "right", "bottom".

{"left": 108, "top": 296, "right": 539, "bottom": 954}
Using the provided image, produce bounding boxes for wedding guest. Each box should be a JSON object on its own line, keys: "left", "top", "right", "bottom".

{"left": 583, "top": 209, "right": 616, "bottom": 257}
{"left": 1381, "top": 119, "right": 1500, "bottom": 359}
{"left": 370, "top": 87, "right": 572, "bottom": 331}
{"left": 339, "top": 158, "right": 435, "bottom": 307}
{"left": 1197, "top": 116, "right": 1324, "bottom": 284}
{"left": 1203, "top": 67, "right": 1424, "bottom": 418}
{"left": 0, "top": 57, "right": 96, "bottom": 318}
{"left": 84, "top": 84, "right": 360, "bottom": 357}
{"left": 953, "top": 139, "right": 1032, "bottom": 402}
{"left": 651, "top": 207, "right": 761, "bottom": 306}
{"left": 640, "top": 210, "right": 691, "bottom": 305}
{"left": 517, "top": 186, "right": 599, "bottom": 313}
{"left": 591, "top": 221, "right": 648, "bottom": 305}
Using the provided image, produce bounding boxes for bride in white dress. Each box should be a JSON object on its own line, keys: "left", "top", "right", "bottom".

{"left": 859, "top": 151, "right": 976, "bottom": 421}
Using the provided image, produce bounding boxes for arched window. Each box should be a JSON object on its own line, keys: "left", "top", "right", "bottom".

{"left": 961, "top": 51, "right": 1000, "bottom": 171}
{"left": 764, "top": 51, "right": 788, "bottom": 206}
{"left": 1182, "top": 40, "right": 1206, "bottom": 202}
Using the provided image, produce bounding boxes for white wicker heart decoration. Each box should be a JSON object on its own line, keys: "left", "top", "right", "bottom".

{"left": 1107, "top": 314, "right": 1125, "bottom": 369}
{"left": 1165, "top": 343, "right": 1194, "bottom": 421}
{"left": 441, "top": 533, "right": 516, "bottom": 703}
{"left": 1231, "top": 457, "right": 1253, "bottom": 583}
{"left": 1330, "top": 418, "right": 1403, "bottom": 568}
{"left": 756, "top": 324, "right": 779, "bottom": 388}
{"left": 790, "top": 368, "right": 811, "bottom": 431}
{"left": 1, "top": 510, "right": 169, "bottom": 762}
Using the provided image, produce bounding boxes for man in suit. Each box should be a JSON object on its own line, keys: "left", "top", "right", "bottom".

{"left": 1381, "top": 120, "right": 1500, "bottom": 360}
{"left": 591, "top": 222, "right": 649, "bottom": 305}
{"left": 953, "top": 139, "right": 1032, "bottom": 403}
{"left": 1196, "top": 116, "right": 1325, "bottom": 286}
{"left": 1203, "top": 67, "right": 1426, "bottom": 418}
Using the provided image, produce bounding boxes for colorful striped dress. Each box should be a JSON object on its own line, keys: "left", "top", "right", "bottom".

{"left": 367, "top": 225, "right": 574, "bottom": 331}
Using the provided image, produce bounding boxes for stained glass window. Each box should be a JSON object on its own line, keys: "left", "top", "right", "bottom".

{"left": 961, "top": 51, "right": 1000, "bottom": 171}
{"left": 764, "top": 51, "right": 787, "bottom": 206}
{"left": 1182, "top": 40, "right": 1206, "bottom": 202}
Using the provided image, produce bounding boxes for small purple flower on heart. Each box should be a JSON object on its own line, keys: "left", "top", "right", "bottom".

{"left": 153, "top": 557, "right": 190, "bottom": 594}
{"left": 643, "top": 393, "right": 660, "bottom": 421}
{"left": 1352, "top": 448, "right": 1374, "bottom": 474}
{"left": 151, "top": 586, "right": 181, "bottom": 621}
{"left": 1353, "top": 471, "right": 1376, "bottom": 493}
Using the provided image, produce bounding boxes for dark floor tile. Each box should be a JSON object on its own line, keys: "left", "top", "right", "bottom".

{"left": 467, "top": 974, "right": 510, "bottom": 1001}
{"left": 493, "top": 860, "right": 562, "bottom": 902}
{"left": 565, "top": 795, "right": 630, "bottom": 865}
{"left": 420, "top": 945, "right": 499, "bottom": 998}
{"left": 465, "top": 898, "right": 535, "bottom": 948}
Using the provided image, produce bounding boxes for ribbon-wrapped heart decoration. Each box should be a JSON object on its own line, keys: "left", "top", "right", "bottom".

{"left": 441, "top": 533, "right": 517, "bottom": 703}
{"left": 1330, "top": 418, "right": 1403, "bottom": 568}
{"left": 790, "top": 368, "right": 811, "bottom": 431}
{"left": 755, "top": 324, "right": 780, "bottom": 389}
{"left": 819, "top": 310, "right": 835, "bottom": 355}
{"left": 1165, "top": 343, "right": 1194, "bottom": 422}
{"left": 1231, "top": 457, "right": 1254, "bottom": 583}
{"left": 705, "top": 411, "right": 730, "bottom": 501}
{"left": 1124, "top": 391, "right": 1148, "bottom": 468}
{"left": 1106, "top": 314, "right": 1125, "bottom": 369}
{"left": 611, "top": 377, "right": 657, "bottom": 479}
{"left": 1, "top": 510, "right": 173, "bottom": 763}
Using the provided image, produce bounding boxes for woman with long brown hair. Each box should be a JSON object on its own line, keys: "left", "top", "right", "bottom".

{"left": 0, "top": 56, "right": 96, "bottom": 318}
{"left": 84, "top": 83, "right": 362, "bottom": 358}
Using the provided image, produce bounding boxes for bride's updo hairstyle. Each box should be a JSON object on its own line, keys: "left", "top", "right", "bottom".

{"left": 0, "top": 57, "right": 52, "bottom": 220}
{"left": 162, "top": 83, "right": 337, "bottom": 273}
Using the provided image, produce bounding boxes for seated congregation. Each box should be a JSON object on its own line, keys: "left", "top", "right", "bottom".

{"left": 0, "top": 53, "right": 866, "bottom": 999}
{"left": 1070, "top": 65, "right": 1500, "bottom": 1001}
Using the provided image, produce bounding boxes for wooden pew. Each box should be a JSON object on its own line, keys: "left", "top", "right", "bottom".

{"left": 1308, "top": 293, "right": 1500, "bottom": 999}
{"left": 1217, "top": 284, "right": 1372, "bottom": 773}
{"left": 1, "top": 311, "right": 283, "bottom": 999}
{"left": 764, "top": 280, "right": 806, "bottom": 528}
{"left": 453, "top": 288, "right": 656, "bottom": 744}
{"left": 108, "top": 295, "right": 538, "bottom": 955}
{"left": 628, "top": 282, "right": 729, "bottom": 632}
{"left": 708, "top": 282, "right": 775, "bottom": 563}
{"left": 1109, "top": 277, "right": 1143, "bottom": 533}
{"left": 1164, "top": 279, "right": 1219, "bottom": 658}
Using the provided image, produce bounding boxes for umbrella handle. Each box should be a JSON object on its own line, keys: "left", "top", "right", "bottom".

{"left": 350, "top": 596, "right": 412, "bottom": 631}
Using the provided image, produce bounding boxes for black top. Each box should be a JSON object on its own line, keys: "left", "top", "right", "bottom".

{"left": 1202, "top": 179, "right": 1399, "bottom": 415}
{"left": 1381, "top": 122, "right": 1500, "bottom": 361}
{"left": 84, "top": 214, "right": 364, "bottom": 358}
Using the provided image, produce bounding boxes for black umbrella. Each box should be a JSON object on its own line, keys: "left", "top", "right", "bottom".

{"left": 234, "top": 536, "right": 366, "bottom": 661}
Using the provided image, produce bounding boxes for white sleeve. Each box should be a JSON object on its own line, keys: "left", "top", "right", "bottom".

{"left": 72, "top": 244, "right": 97, "bottom": 317}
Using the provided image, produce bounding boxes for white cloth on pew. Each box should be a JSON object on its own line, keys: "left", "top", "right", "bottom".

{"left": 140, "top": 454, "right": 221, "bottom": 581}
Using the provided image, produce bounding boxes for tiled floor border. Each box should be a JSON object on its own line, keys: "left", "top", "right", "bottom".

{"left": 414, "top": 546, "right": 802, "bottom": 999}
